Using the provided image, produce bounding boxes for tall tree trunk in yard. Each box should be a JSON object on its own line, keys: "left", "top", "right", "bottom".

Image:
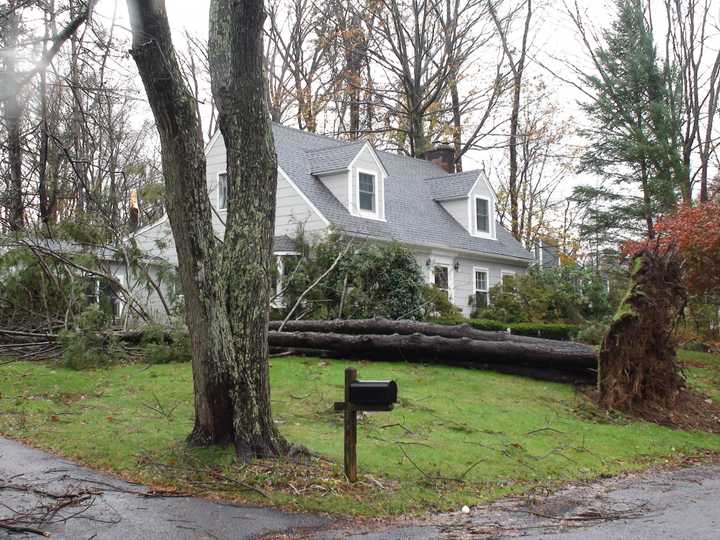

{"left": 127, "top": 0, "right": 286, "bottom": 457}
{"left": 208, "top": 0, "right": 287, "bottom": 457}
{"left": 3, "top": 0, "right": 24, "bottom": 231}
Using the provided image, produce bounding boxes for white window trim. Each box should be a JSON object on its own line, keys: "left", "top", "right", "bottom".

{"left": 217, "top": 171, "right": 228, "bottom": 211}
{"left": 473, "top": 266, "right": 489, "bottom": 308}
{"left": 470, "top": 196, "right": 494, "bottom": 239}
{"left": 271, "top": 251, "right": 301, "bottom": 308}
{"left": 357, "top": 169, "right": 377, "bottom": 214}
{"left": 271, "top": 255, "right": 284, "bottom": 308}
{"left": 500, "top": 269, "right": 516, "bottom": 291}
{"left": 431, "top": 262, "right": 454, "bottom": 302}
{"left": 355, "top": 166, "right": 385, "bottom": 220}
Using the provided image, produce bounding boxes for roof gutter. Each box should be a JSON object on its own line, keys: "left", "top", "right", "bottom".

{"left": 339, "top": 231, "right": 534, "bottom": 264}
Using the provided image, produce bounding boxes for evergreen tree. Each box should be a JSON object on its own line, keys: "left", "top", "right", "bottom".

{"left": 573, "top": 0, "right": 685, "bottom": 242}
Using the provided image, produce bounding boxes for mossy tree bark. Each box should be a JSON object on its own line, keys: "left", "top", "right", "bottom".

{"left": 127, "top": 0, "right": 286, "bottom": 458}
{"left": 598, "top": 249, "right": 687, "bottom": 412}
{"left": 208, "top": 0, "right": 287, "bottom": 457}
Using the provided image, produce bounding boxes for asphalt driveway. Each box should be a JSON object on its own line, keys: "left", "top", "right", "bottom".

{"left": 2, "top": 436, "right": 719, "bottom": 539}
{"left": 0, "top": 436, "right": 328, "bottom": 539}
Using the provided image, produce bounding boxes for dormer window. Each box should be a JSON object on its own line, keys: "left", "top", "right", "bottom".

{"left": 475, "top": 197, "right": 489, "bottom": 233}
{"left": 358, "top": 172, "right": 376, "bottom": 213}
{"left": 218, "top": 173, "right": 228, "bottom": 210}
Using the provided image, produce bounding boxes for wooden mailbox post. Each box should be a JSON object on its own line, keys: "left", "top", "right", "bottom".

{"left": 334, "top": 367, "right": 398, "bottom": 482}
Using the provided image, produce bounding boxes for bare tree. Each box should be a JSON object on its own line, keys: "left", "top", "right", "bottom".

{"left": 494, "top": 82, "right": 570, "bottom": 247}
{"left": 266, "top": 0, "right": 337, "bottom": 132}
{"left": 1, "top": 0, "right": 25, "bottom": 230}
{"left": 663, "top": 0, "right": 720, "bottom": 203}
{"left": 490, "top": 0, "right": 533, "bottom": 240}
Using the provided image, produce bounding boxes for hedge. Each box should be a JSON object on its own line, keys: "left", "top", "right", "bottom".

{"left": 507, "top": 322, "right": 580, "bottom": 341}
{"left": 427, "top": 318, "right": 580, "bottom": 341}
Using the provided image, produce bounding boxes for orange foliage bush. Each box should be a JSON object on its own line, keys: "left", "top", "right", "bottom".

{"left": 623, "top": 202, "right": 720, "bottom": 296}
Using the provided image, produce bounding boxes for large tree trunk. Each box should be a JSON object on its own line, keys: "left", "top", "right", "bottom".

{"left": 269, "top": 318, "right": 593, "bottom": 351}
{"left": 268, "top": 331, "right": 596, "bottom": 374}
{"left": 3, "top": 0, "right": 24, "bottom": 231}
{"left": 598, "top": 249, "right": 686, "bottom": 411}
{"left": 127, "top": 0, "right": 285, "bottom": 458}
{"left": 208, "top": 0, "right": 287, "bottom": 457}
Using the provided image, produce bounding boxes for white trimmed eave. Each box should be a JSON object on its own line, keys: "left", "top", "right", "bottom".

{"left": 347, "top": 141, "right": 389, "bottom": 178}
{"left": 336, "top": 230, "right": 534, "bottom": 265}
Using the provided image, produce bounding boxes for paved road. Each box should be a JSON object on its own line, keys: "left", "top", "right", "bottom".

{"left": 0, "top": 437, "right": 328, "bottom": 539}
{"left": 306, "top": 462, "right": 720, "bottom": 540}
{"left": 2, "top": 436, "right": 719, "bottom": 539}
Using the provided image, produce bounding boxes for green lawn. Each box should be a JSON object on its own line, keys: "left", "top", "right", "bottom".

{"left": 1, "top": 353, "right": 719, "bottom": 516}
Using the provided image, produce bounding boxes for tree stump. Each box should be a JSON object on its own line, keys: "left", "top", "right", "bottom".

{"left": 598, "top": 248, "right": 687, "bottom": 412}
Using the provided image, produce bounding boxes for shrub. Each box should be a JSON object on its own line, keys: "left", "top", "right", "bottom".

{"left": 421, "top": 285, "right": 463, "bottom": 320}
{"left": 475, "top": 265, "right": 614, "bottom": 324}
{"left": 59, "top": 305, "right": 125, "bottom": 370}
{"left": 427, "top": 318, "right": 577, "bottom": 339}
{"left": 140, "top": 322, "right": 192, "bottom": 364}
{"left": 576, "top": 321, "right": 608, "bottom": 345}
{"left": 468, "top": 319, "right": 508, "bottom": 331}
{"left": 508, "top": 322, "right": 580, "bottom": 341}
{"left": 281, "top": 232, "right": 426, "bottom": 320}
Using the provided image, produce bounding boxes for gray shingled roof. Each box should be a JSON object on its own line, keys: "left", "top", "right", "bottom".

{"left": 273, "top": 124, "right": 533, "bottom": 261}
{"left": 305, "top": 140, "right": 366, "bottom": 175}
{"left": 426, "top": 170, "right": 481, "bottom": 201}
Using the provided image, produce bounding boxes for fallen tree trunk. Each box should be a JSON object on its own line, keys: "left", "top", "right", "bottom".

{"left": 3, "top": 320, "right": 597, "bottom": 384}
{"left": 269, "top": 318, "right": 590, "bottom": 351}
{"left": 268, "top": 331, "right": 597, "bottom": 371}
{"left": 269, "top": 345, "right": 593, "bottom": 384}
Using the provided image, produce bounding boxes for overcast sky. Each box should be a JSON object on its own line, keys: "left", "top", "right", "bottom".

{"left": 95, "top": 0, "right": 715, "bottom": 200}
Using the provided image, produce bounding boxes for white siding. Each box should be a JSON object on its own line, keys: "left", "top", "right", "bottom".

{"left": 468, "top": 172, "right": 497, "bottom": 239}
{"left": 274, "top": 172, "right": 327, "bottom": 235}
{"left": 435, "top": 172, "right": 497, "bottom": 239}
{"left": 319, "top": 170, "right": 349, "bottom": 209}
{"left": 349, "top": 145, "right": 385, "bottom": 220}
{"left": 440, "top": 199, "right": 469, "bottom": 232}
{"left": 133, "top": 219, "right": 178, "bottom": 265}
{"left": 206, "top": 133, "right": 327, "bottom": 237}
{"left": 413, "top": 247, "right": 528, "bottom": 316}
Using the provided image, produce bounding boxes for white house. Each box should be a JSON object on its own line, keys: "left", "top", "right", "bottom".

{"left": 131, "top": 123, "right": 534, "bottom": 319}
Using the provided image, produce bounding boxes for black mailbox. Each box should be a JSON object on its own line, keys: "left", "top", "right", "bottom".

{"left": 349, "top": 380, "right": 397, "bottom": 410}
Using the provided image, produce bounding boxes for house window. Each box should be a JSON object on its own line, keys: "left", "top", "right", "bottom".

{"left": 474, "top": 269, "right": 488, "bottom": 308}
{"left": 433, "top": 265, "right": 450, "bottom": 298}
{"left": 475, "top": 197, "right": 489, "bottom": 233}
{"left": 218, "top": 173, "right": 228, "bottom": 210}
{"left": 501, "top": 271, "right": 516, "bottom": 291}
{"left": 358, "top": 172, "right": 375, "bottom": 212}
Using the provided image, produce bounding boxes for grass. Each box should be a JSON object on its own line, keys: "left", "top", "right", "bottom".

{"left": 1, "top": 352, "right": 719, "bottom": 516}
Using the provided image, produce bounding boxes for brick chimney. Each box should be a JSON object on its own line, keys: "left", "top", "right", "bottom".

{"left": 420, "top": 144, "right": 455, "bottom": 173}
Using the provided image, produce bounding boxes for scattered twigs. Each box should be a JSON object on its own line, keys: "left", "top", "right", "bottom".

{"left": 0, "top": 477, "right": 104, "bottom": 537}
{"left": 0, "top": 522, "right": 50, "bottom": 537}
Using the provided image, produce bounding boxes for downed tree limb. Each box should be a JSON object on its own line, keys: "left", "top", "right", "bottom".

{"left": 267, "top": 331, "right": 597, "bottom": 372}
{"left": 268, "top": 318, "right": 591, "bottom": 352}
{"left": 2, "top": 319, "right": 597, "bottom": 383}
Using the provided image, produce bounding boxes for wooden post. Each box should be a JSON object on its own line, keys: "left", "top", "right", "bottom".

{"left": 344, "top": 367, "right": 357, "bottom": 482}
